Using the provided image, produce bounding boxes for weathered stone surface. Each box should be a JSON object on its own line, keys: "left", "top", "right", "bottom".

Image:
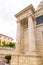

{"left": 0, "top": 1, "right": 43, "bottom": 65}
{"left": 10, "top": 55, "right": 42, "bottom": 65}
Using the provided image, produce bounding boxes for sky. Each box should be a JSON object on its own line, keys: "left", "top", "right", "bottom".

{"left": 0, "top": 0, "right": 42, "bottom": 42}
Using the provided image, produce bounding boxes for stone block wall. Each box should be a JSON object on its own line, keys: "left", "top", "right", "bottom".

{"left": 10, "top": 54, "right": 43, "bottom": 65}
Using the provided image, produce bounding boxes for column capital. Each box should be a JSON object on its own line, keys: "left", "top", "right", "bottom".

{"left": 28, "top": 14, "right": 35, "bottom": 20}
{"left": 16, "top": 20, "right": 20, "bottom": 23}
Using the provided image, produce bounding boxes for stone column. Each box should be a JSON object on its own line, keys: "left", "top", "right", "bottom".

{"left": 20, "top": 23, "right": 24, "bottom": 53}
{"left": 28, "top": 15, "right": 36, "bottom": 52}
{"left": 16, "top": 21, "right": 21, "bottom": 53}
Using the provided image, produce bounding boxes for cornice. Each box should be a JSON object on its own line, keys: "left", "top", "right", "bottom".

{"left": 15, "top": 4, "right": 35, "bottom": 18}
{"left": 35, "top": 8, "right": 43, "bottom": 13}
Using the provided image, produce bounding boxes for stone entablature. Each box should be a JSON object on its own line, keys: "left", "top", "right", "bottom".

{"left": 15, "top": 4, "right": 35, "bottom": 22}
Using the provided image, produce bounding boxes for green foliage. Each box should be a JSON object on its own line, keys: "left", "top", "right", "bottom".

{"left": 13, "top": 43, "right": 16, "bottom": 48}
{"left": 9, "top": 42, "right": 15, "bottom": 48}
{"left": 0, "top": 40, "right": 16, "bottom": 48}
{"left": 4, "top": 55, "right": 11, "bottom": 63}
{"left": 9, "top": 42, "right": 14, "bottom": 47}
{"left": 5, "top": 43, "right": 9, "bottom": 47}
{"left": 0, "top": 40, "right": 1, "bottom": 46}
{"left": 2, "top": 40, "right": 6, "bottom": 46}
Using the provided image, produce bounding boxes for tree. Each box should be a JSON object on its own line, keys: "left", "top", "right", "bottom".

{"left": 2, "top": 40, "right": 6, "bottom": 46}
{"left": 1, "top": 40, "right": 16, "bottom": 48}
{"left": 13, "top": 42, "right": 16, "bottom": 48}
{"left": 9, "top": 42, "right": 15, "bottom": 48}
{"left": 4, "top": 55, "right": 11, "bottom": 63}
{"left": 0, "top": 40, "right": 1, "bottom": 46}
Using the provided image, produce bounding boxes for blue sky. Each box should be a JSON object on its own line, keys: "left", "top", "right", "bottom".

{"left": 0, "top": 0, "right": 42, "bottom": 42}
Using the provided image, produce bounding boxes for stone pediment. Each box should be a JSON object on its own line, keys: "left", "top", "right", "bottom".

{"left": 15, "top": 4, "right": 35, "bottom": 21}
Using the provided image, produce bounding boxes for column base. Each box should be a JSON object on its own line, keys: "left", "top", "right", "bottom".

{"left": 10, "top": 53, "right": 43, "bottom": 65}
{"left": 25, "top": 51, "right": 39, "bottom": 56}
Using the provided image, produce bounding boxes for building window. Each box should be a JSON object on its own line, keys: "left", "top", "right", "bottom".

{"left": 8, "top": 38, "right": 9, "bottom": 40}
{"left": 0, "top": 36, "right": 1, "bottom": 37}
{"left": 36, "top": 15, "right": 43, "bottom": 25}
{"left": 4, "top": 37, "right": 6, "bottom": 39}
